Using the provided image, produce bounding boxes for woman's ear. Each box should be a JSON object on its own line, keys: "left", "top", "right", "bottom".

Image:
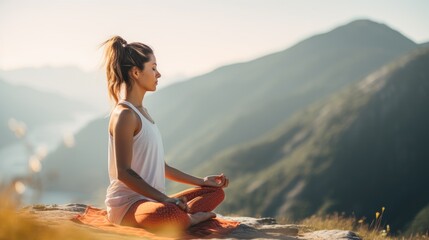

{"left": 129, "top": 66, "right": 141, "bottom": 80}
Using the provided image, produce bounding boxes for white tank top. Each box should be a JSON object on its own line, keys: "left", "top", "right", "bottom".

{"left": 105, "top": 100, "right": 166, "bottom": 224}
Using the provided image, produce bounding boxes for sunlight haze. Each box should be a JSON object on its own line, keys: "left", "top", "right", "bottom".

{"left": 1, "top": 0, "right": 428, "bottom": 87}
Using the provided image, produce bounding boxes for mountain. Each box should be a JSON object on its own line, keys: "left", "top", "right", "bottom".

{"left": 198, "top": 48, "right": 429, "bottom": 233}
{"left": 146, "top": 19, "right": 417, "bottom": 173}
{"left": 0, "top": 79, "right": 94, "bottom": 148}
{"left": 0, "top": 66, "right": 108, "bottom": 111}
{"left": 42, "top": 117, "right": 109, "bottom": 199}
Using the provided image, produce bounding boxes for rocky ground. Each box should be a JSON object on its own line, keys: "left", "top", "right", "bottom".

{"left": 20, "top": 204, "right": 362, "bottom": 240}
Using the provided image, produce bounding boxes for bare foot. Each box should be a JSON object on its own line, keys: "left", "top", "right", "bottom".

{"left": 188, "top": 212, "right": 216, "bottom": 226}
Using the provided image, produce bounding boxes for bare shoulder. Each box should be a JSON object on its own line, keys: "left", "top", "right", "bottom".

{"left": 109, "top": 105, "right": 139, "bottom": 136}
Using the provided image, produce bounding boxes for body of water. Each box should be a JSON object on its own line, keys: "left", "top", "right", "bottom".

{"left": 0, "top": 112, "right": 98, "bottom": 204}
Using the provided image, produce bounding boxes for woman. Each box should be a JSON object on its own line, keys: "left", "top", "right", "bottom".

{"left": 102, "top": 36, "right": 229, "bottom": 233}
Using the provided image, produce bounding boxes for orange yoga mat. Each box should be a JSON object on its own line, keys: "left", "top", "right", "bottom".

{"left": 72, "top": 206, "right": 240, "bottom": 239}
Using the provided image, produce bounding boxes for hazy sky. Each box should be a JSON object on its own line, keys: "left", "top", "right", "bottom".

{"left": 1, "top": 0, "right": 428, "bottom": 86}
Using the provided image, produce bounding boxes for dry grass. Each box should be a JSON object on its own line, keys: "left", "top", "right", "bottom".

{"left": 297, "top": 209, "right": 429, "bottom": 240}
{"left": 0, "top": 193, "right": 97, "bottom": 240}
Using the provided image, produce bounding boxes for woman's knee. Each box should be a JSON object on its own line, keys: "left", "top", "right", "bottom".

{"left": 202, "top": 186, "right": 225, "bottom": 195}
{"left": 199, "top": 186, "right": 225, "bottom": 205}
{"left": 208, "top": 187, "right": 225, "bottom": 202}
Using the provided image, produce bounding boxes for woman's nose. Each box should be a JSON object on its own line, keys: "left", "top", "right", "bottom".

{"left": 157, "top": 71, "right": 161, "bottom": 78}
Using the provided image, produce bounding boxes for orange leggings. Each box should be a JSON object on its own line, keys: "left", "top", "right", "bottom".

{"left": 121, "top": 187, "right": 225, "bottom": 231}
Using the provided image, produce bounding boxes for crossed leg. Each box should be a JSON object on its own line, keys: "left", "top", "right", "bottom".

{"left": 170, "top": 186, "right": 225, "bottom": 213}
{"left": 121, "top": 187, "right": 225, "bottom": 233}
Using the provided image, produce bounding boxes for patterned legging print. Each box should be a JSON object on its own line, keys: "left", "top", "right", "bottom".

{"left": 121, "top": 187, "right": 225, "bottom": 231}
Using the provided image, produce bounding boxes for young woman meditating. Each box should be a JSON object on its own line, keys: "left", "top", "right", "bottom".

{"left": 102, "top": 36, "right": 229, "bottom": 232}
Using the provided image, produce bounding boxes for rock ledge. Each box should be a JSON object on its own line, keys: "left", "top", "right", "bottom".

{"left": 21, "top": 204, "right": 362, "bottom": 240}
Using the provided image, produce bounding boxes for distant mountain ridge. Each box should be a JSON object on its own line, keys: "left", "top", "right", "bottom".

{"left": 0, "top": 78, "right": 94, "bottom": 148}
{"left": 420, "top": 41, "right": 429, "bottom": 49}
{"left": 0, "top": 66, "right": 107, "bottom": 111}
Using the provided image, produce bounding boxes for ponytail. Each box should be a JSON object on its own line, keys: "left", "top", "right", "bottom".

{"left": 101, "top": 36, "right": 154, "bottom": 105}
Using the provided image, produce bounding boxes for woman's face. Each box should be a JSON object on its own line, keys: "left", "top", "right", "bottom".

{"left": 134, "top": 54, "right": 161, "bottom": 92}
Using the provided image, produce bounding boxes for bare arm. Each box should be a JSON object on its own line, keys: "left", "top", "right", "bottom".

{"left": 165, "top": 163, "right": 229, "bottom": 188}
{"left": 165, "top": 163, "right": 204, "bottom": 186}
{"left": 112, "top": 107, "right": 169, "bottom": 202}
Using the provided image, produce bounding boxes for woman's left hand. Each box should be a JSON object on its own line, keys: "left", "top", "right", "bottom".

{"left": 202, "top": 173, "right": 229, "bottom": 188}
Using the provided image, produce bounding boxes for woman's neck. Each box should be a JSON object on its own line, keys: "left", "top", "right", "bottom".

{"left": 124, "top": 87, "right": 146, "bottom": 107}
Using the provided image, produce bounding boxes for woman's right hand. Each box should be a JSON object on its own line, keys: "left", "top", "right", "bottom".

{"left": 163, "top": 197, "right": 189, "bottom": 212}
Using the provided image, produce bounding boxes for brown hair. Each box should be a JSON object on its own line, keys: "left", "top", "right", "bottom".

{"left": 101, "top": 36, "right": 154, "bottom": 104}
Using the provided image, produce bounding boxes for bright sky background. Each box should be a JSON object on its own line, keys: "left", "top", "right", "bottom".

{"left": 1, "top": 0, "right": 428, "bottom": 86}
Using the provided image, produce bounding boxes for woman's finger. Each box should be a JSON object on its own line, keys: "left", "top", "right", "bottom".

{"left": 180, "top": 196, "right": 189, "bottom": 212}
{"left": 178, "top": 201, "right": 188, "bottom": 212}
{"left": 212, "top": 180, "right": 221, "bottom": 187}
{"left": 180, "top": 202, "right": 187, "bottom": 211}
{"left": 216, "top": 175, "right": 226, "bottom": 185}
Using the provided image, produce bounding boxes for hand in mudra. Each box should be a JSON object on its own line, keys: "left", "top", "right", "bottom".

{"left": 164, "top": 196, "right": 189, "bottom": 212}
{"left": 203, "top": 173, "right": 229, "bottom": 188}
